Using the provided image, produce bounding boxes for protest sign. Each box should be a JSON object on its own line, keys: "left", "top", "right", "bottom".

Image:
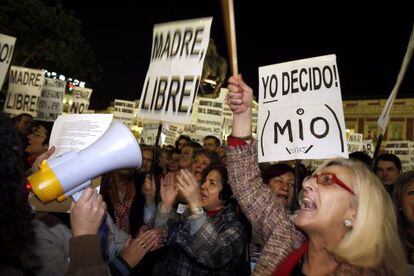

{"left": 141, "top": 121, "right": 160, "bottom": 145}
{"left": 347, "top": 133, "right": 363, "bottom": 154}
{"left": 162, "top": 123, "right": 180, "bottom": 146}
{"left": 139, "top": 17, "right": 212, "bottom": 124}
{"left": 3, "top": 66, "right": 44, "bottom": 117}
{"left": 0, "top": 33, "right": 16, "bottom": 90}
{"left": 384, "top": 140, "right": 414, "bottom": 171}
{"left": 258, "top": 55, "right": 348, "bottom": 162}
{"left": 362, "top": 140, "right": 374, "bottom": 158}
{"left": 67, "top": 86, "right": 93, "bottom": 114}
{"left": 194, "top": 89, "right": 226, "bottom": 140}
{"left": 36, "top": 78, "right": 65, "bottom": 121}
{"left": 113, "top": 99, "right": 135, "bottom": 127}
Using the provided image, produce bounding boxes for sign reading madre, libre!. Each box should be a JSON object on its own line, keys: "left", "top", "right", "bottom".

{"left": 3, "top": 66, "right": 44, "bottom": 117}
{"left": 258, "top": 55, "right": 348, "bottom": 162}
{"left": 139, "top": 17, "right": 212, "bottom": 124}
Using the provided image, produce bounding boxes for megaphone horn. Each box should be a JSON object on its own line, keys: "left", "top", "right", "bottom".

{"left": 28, "top": 120, "right": 142, "bottom": 203}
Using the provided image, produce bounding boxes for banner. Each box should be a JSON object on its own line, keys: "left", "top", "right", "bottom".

{"left": 138, "top": 17, "right": 212, "bottom": 124}
{"left": 113, "top": 99, "right": 135, "bottom": 127}
{"left": 258, "top": 55, "right": 348, "bottom": 162}
{"left": 67, "top": 86, "right": 93, "bottom": 114}
{"left": 0, "top": 33, "right": 16, "bottom": 90}
{"left": 3, "top": 66, "right": 44, "bottom": 117}
{"left": 36, "top": 78, "right": 65, "bottom": 121}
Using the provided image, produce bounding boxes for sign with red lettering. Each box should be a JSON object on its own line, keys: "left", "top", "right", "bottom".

{"left": 3, "top": 66, "right": 44, "bottom": 117}
{"left": 139, "top": 17, "right": 212, "bottom": 124}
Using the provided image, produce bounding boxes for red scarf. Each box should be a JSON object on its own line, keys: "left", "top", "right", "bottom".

{"left": 272, "top": 240, "right": 308, "bottom": 276}
{"left": 109, "top": 183, "right": 136, "bottom": 233}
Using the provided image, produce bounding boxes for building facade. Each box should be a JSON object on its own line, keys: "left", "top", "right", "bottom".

{"left": 343, "top": 98, "right": 414, "bottom": 141}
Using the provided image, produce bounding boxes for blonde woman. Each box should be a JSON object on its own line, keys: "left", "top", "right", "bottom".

{"left": 226, "top": 75, "right": 406, "bottom": 275}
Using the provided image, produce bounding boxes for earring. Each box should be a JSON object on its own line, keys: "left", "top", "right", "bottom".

{"left": 343, "top": 218, "right": 353, "bottom": 230}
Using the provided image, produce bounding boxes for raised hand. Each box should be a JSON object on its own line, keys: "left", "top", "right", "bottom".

{"left": 142, "top": 174, "right": 156, "bottom": 205}
{"left": 176, "top": 169, "right": 202, "bottom": 210}
{"left": 160, "top": 173, "right": 178, "bottom": 212}
{"left": 227, "top": 74, "right": 253, "bottom": 115}
{"left": 70, "top": 188, "right": 106, "bottom": 237}
{"left": 227, "top": 74, "right": 253, "bottom": 137}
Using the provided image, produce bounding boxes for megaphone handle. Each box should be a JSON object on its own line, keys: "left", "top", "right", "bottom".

{"left": 67, "top": 180, "right": 92, "bottom": 202}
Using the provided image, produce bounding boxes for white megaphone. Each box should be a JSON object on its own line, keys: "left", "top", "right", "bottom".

{"left": 28, "top": 120, "right": 142, "bottom": 203}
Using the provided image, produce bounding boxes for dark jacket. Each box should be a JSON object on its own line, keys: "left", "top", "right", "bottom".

{"left": 151, "top": 204, "right": 249, "bottom": 276}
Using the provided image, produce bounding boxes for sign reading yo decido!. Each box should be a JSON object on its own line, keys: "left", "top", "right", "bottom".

{"left": 139, "top": 17, "right": 212, "bottom": 124}
{"left": 258, "top": 55, "right": 348, "bottom": 162}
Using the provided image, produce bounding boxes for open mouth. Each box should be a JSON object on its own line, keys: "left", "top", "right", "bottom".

{"left": 300, "top": 196, "right": 317, "bottom": 211}
{"left": 201, "top": 192, "right": 208, "bottom": 200}
{"left": 276, "top": 194, "right": 288, "bottom": 201}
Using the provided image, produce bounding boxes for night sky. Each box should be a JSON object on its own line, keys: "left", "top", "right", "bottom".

{"left": 60, "top": 0, "right": 414, "bottom": 110}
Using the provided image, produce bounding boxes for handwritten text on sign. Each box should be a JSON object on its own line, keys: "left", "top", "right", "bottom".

{"left": 139, "top": 17, "right": 212, "bottom": 124}
{"left": 258, "top": 55, "right": 348, "bottom": 162}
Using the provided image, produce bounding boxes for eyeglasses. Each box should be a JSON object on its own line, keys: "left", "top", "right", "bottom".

{"left": 305, "top": 173, "right": 355, "bottom": 195}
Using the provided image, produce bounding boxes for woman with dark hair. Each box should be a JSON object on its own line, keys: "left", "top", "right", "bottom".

{"left": 175, "top": 135, "right": 192, "bottom": 152}
{"left": 250, "top": 163, "right": 295, "bottom": 271}
{"left": 25, "top": 121, "right": 52, "bottom": 169}
{"left": 393, "top": 171, "right": 414, "bottom": 264}
{"left": 149, "top": 163, "right": 248, "bottom": 275}
{"left": 262, "top": 163, "right": 295, "bottom": 207}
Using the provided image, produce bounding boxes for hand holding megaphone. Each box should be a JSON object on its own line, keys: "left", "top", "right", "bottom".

{"left": 28, "top": 120, "right": 142, "bottom": 203}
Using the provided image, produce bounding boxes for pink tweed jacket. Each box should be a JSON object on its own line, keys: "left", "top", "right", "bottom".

{"left": 226, "top": 140, "right": 379, "bottom": 275}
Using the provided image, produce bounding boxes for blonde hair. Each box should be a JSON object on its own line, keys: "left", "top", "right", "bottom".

{"left": 317, "top": 158, "right": 407, "bottom": 275}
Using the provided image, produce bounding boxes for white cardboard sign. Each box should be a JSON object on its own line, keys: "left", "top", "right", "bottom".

{"left": 258, "top": 55, "right": 348, "bottom": 162}
{"left": 3, "top": 66, "right": 44, "bottom": 117}
{"left": 68, "top": 87, "right": 93, "bottom": 114}
{"left": 138, "top": 17, "right": 212, "bottom": 124}
{"left": 113, "top": 99, "right": 135, "bottom": 127}
{"left": 36, "top": 78, "right": 65, "bottom": 121}
{"left": 0, "top": 33, "right": 16, "bottom": 90}
{"left": 194, "top": 89, "right": 226, "bottom": 140}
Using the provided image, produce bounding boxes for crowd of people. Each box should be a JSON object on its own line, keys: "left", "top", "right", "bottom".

{"left": 1, "top": 75, "right": 413, "bottom": 275}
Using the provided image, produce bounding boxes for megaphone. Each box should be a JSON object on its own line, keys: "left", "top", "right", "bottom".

{"left": 28, "top": 120, "right": 142, "bottom": 203}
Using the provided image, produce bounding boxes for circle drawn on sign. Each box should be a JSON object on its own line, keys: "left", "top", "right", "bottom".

{"left": 296, "top": 108, "right": 305, "bottom": 116}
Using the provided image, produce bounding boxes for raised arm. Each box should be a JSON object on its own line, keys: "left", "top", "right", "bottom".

{"left": 226, "top": 76, "right": 298, "bottom": 243}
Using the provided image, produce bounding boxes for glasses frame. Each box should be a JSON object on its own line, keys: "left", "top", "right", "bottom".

{"left": 307, "top": 173, "right": 356, "bottom": 196}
